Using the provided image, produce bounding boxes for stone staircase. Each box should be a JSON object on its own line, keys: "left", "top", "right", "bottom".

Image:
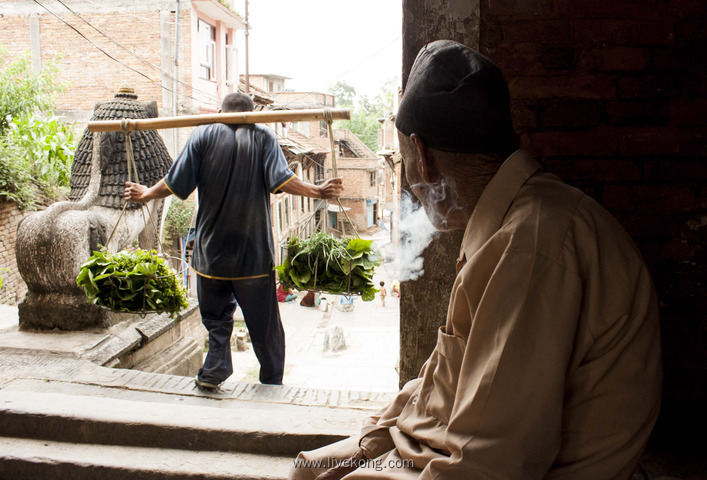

{"left": 0, "top": 349, "right": 394, "bottom": 479}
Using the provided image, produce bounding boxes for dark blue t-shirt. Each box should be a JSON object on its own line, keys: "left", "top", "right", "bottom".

{"left": 164, "top": 123, "right": 294, "bottom": 279}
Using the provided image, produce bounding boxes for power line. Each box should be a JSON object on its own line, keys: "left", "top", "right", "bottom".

{"left": 79, "top": 0, "right": 192, "bottom": 28}
{"left": 33, "top": 0, "right": 195, "bottom": 105}
{"left": 323, "top": 36, "right": 401, "bottom": 91}
{"left": 49, "top": 0, "right": 221, "bottom": 106}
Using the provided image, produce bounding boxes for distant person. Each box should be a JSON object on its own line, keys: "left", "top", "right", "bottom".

{"left": 277, "top": 284, "right": 297, "bottom": 303}
{"left": 125, "top": 92, "right": 344, "bottom": 389}
{"left": 379, "top": 281, "right": 387, "bottom": 307}
{"left": 339, "top": 294, "right": 355, "bottom": 312}
{"left": 391, "top": 280, "right": 400, "bottom": 298}
{"left": 317, "top": 296, "right": 328, "bottom": 312}
{"left": 290, "top": 40, "right": 660, "bottom": 480}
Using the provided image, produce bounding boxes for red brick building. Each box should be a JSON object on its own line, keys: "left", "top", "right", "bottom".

{"left": 251, "top": 76, "right": 389, "bottom": 236}
{"left": 0, "top": 0, "right": 245, "bottom": 157}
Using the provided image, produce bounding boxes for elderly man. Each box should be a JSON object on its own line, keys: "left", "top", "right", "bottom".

{"left": 290, "top": 40, "right": 661, "bottom": 480}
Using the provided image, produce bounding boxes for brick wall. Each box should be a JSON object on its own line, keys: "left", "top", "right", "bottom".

{"left": 480, "top": 0, "right": 706, "bottom": 449}
{"left": 0, "top": 15, "right": 30, "bottom": 57}
{"left": 0, "top": 6, "right": 195, "bottom": 122}
{"left": 42, "top": 12, "right": 163, "bottom": 113}
{"left": 0, "top": 200, "right": 29, "bottom": 305}
{"left": 331, "top": 157, "right": 379, "bottom": 231}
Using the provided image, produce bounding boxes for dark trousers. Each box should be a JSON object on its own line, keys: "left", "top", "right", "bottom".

{"left": 196, "top": 272, "right": 285, "bottom": 385}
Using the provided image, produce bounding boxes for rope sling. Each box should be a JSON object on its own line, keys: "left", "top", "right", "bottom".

{"left": 294, "top": 110, "right": 373, "bottom": 298}
{"left": 90, "top": 121, "right": 187, "bottom": 317}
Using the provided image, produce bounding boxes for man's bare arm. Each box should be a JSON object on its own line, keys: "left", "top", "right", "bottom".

{"left": 124, "top": 179, "right": 172, "bottom": 203}
{"left": 279, "top": 177, "right": 343, "bottom": 199}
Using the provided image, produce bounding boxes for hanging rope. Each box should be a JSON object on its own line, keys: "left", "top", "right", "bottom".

{"left": 323, "top": 109, "right": 359, "bottom": 238}
{"left": 105, "top": 120, "right": 165, "bottom": 254}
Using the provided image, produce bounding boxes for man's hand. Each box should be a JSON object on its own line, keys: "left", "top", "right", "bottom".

{"left": 124, "top": 181, "right": 149, "bottom": 203}
{"left": 318, "top": 178, "right": 344, "bottom": 199}
{"left": 314, "top": 449, "right": 366, "bottom": 480}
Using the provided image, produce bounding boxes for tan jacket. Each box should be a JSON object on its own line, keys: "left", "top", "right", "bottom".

{"left": 359, "top": 150, "right": 662, "bottom": 479}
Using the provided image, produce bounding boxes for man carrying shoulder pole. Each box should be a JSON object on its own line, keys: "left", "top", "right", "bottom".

{"left": 125, "top": 92, "right": 343, "bottom": 387}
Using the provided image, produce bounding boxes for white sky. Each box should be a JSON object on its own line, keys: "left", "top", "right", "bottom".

{"left": 235, "top": 1, "right": 402, "bottom": 98}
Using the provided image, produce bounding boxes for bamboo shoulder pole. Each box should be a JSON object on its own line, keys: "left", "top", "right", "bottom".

{"left": 87, "top": 108, "right": 350, "bottom": 132}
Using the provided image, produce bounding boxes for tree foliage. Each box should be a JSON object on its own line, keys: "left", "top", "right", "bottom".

{"left": 0, "top": 47, "right": 66, "bottom": 132}
{"left": 329, "top": 79, "right": 396, "bottom": 152}
{"left": 0, "top": 47, "right": 76, "bottom": 209}
{"left": 163, "top": 198, "right": 195, "bottom": 242}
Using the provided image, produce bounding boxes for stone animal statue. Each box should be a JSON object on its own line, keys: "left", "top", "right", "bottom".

{"left": 16, "top": 87, "right": 173, "bottom": 330}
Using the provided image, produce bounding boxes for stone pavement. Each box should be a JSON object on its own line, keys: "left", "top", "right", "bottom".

{"left": 231, "top": 227, "right": 402, "bottom": 392}
{"left": 232, "top": 282, "right": 401, "bottom": 392}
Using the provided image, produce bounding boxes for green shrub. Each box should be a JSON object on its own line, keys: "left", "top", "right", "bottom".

{"left": 0, "top": 47, "right": 67, "bottom": 133}
{"left": 275, "top": 232, "right": 382, "bottom": 301}
{"left": 163, "top": 198, "right": 195, "bottom": 242}
{"left": 0, "top": 140, "right": 36, "bottom": 210}
{"left": 3, "top": 113, "right": 77, "bottom": 201}
{"left": 0, "top": 47, "right": 76, "bottom": 208}
{"left": 76, "top": 248, "right": 189, "bottom": 319}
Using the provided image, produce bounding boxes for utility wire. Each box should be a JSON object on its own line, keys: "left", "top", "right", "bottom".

{"left": 34, "top": 0, "right": 207, "bottom": 106}
{"left": 323, "top": 36, "right": 401, "bottom": 92}
{"left": 44, "top": 0, "right": 397, "bottom": 115}
{"left": 79, "top": 0, "right": 192, "bottom": 28}
{"left": 37, "top": 0, "right": 389, "bottom": 150}
{"left": 49, "top": 0, "right": 221, "bottom": 106}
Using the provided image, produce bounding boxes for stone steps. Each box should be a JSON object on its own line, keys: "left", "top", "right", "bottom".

{"left": 0, "top": 354, "right": 393, "bottom": 479}
{"left": 0, "top": 437, "right": 292, "bottom": 480}
{"left": 0, "top": 388, "right": 356, "bottom": 456}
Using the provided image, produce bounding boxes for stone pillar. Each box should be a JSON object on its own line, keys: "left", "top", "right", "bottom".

{"left": 398, "top": 0, "right": 481, "bottom": 387}
{"left": 29, "top": 13, "right": 42, "bottom": 75}
{"left": 159, "top": 9, "right": 176, "bottom": 159}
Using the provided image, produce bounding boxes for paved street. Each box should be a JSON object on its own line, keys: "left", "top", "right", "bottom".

{"left": 232, "top": 228, "right": 401, "bottom": 392}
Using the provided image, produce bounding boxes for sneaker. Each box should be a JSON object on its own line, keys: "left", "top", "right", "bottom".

{"left": 194, "top": 375, "right": 221, "bottom": 390}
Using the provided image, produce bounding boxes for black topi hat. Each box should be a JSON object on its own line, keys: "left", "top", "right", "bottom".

{"left": 396, "top": 40, "right": 513, "bottom": 154}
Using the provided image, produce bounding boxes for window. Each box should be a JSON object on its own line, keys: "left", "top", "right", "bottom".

{"left": 314, "top": 162, "right": 324, "bottom": 184}
{"left": 278, "top": 203, "right": 283, "bottom": 231}
{"left": 198, "top": 20, "right": 216, "bottom": 80}
{"left": 370, "top": 171, "right": 376, "bottom": 187}
{"left": 320, "top": 121, "right": 327, "bottom": 138}
{"left": 285, "top": 197, "right": 290, "bottom": 226}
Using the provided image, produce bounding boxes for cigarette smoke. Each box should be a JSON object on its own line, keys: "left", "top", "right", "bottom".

{"left": 395, "top": 193, "right": 441, "bottom": 281}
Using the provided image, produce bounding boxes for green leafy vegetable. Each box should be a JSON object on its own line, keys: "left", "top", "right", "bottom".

{"left": 76, "top": 248, "right": 189, "bottom": 318}
{"left": 275, "top": 232, "right": 382, "bottom": 301}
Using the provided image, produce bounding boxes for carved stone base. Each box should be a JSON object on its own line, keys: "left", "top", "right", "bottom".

{"left": 18, "top": 291, "right": 135, "bottom": 331}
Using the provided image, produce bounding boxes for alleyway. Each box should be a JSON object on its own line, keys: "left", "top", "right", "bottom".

{"left": 232, "top": 227, "right": 400, "bottom": 392}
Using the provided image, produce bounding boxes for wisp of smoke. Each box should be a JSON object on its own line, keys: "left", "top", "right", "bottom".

{"left": 395, "top": 193, "right": 440, "bottom": 281}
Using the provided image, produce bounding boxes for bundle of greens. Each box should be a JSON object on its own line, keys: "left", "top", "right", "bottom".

{"left": 76, "top": 248, "right": 188, "bottom": 318}
{"left": 275, "top": 232, "right": 382, "bottom": 301}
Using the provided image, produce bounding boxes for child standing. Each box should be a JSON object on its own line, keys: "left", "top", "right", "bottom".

{"left": 379, "top": 281, "right": 387, "bottom": 307}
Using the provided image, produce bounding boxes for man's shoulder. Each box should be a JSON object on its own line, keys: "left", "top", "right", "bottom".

{"left": 508, "top": 172, "right": 585, "bottom": 232}
{"left": 506, "top": 172, "right": 642, "bottom": 272}
{"left": 251, "top": 123, "right": 277, "bottom": 140}
{"left": 192, "top": 122, "right": 233, "bottom": 139}
{"left": 496, "top": 173, "right": 585, "bottom": 262}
